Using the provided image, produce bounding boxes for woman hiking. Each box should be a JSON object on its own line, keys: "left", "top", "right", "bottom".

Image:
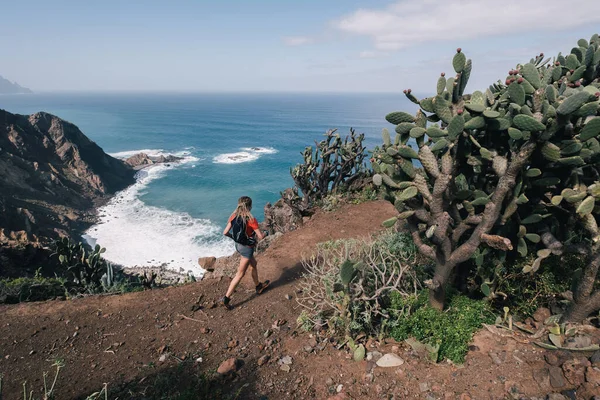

{"left": 220, "top": 196, "right": 270, "bottom": 310}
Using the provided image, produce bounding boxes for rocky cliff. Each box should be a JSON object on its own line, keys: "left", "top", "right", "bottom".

{"left": 0, "top": 109, "right": 135, "bottom": 276}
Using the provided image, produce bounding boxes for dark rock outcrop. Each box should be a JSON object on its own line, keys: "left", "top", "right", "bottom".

{"left": 124, "top": 152, "right": 183, "bottom": 169}
{"left": 0, "top": 109, "right": 136, "bottom": 276}
{"left": 263, "top": 189, "right": 304, "bottom": 234}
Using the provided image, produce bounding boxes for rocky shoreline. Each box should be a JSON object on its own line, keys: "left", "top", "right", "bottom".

{"left": 0, "top": 107, "right": 299, "bottom": 281}
{"left": 0, "top": 108, "right": 186, "bottom": 277}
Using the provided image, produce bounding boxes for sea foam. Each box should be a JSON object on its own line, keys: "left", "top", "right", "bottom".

{"left": 84, "top": 151, "right": 232, "bottom": 277}
{"left": 213, "top": 146, "right": 277, "bottom": 164}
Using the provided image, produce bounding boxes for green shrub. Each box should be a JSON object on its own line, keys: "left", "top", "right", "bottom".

{"left": 0, "top": 275, "right": 67, "bottom": 304}
{"left": 390, "top": 290, "right": 494, "bottom": 363}
{"left": 297, "top": 231, "right": 421, "bottom": 336}
{"left": 491, "top": 254, "right": 576, "bottom": 317}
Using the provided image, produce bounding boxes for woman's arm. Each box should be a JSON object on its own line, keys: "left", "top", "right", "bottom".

{"left": 223, "top": 221, "right": 232, "bottom": 238}
{"left": 253, "top": 228, "right": 266, "bottom": 241}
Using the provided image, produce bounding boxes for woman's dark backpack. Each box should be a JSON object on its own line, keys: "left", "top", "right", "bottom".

{"left": 230, "top": 215, "right": 256, "bottom": 246}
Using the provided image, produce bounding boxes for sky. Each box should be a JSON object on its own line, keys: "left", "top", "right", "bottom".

{"left": 1, "top": 0, "right": 599, "bottom": 93}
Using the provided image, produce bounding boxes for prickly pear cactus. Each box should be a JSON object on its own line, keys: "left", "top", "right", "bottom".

{"left": 340, "top": 260, "right": 357, "bottom": 286}
{"left": 289, "top": 128, "right": 369, "bottom": 214}
{"left": 371, "top": 35, "right": 600, "bottom": 310}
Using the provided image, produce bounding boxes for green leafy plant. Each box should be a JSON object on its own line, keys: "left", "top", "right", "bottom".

{"left": 390, "top": 291, "right": 494, "bottom": 363}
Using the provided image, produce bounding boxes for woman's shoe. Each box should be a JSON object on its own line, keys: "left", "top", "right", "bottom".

{"left": 220, "top": 296, "right": 233, "bottom": 310}
{"left": 255, "top": 280, "right": 270, "bottom": 295}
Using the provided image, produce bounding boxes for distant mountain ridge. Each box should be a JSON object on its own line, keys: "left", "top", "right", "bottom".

{"left": 0, "top": 75, "right": 32, "bottom": 94}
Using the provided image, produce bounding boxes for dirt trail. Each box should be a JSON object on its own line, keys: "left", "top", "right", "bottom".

{"left": 1, "top": 200, "right": 598, "bottom": 399}
{"left": 0, "top": 201, "right": 394, "bottom": 398}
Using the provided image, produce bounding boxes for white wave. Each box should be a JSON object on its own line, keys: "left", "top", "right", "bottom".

{"left": 241, "top": 147, "right": 278, "bottom": 154}
{"left": 213, "top": 146, "right": 278, "bottom": 164}
{"left": 84, "top": 157, "right": 233, "bottom": 277}
{"left": 110, "top": 149, "right": 166, "bottom": 159}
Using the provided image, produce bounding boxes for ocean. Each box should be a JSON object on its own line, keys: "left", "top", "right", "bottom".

{"left": 0, "top": 92, "right": 408, "bottom": 276}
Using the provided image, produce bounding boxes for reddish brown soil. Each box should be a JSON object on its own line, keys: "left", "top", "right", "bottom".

{"left": 0, "top": 200, "right": 598, "bottom": 399}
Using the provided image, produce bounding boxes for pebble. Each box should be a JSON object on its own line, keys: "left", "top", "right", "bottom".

{"left": 257, "top": 355, "right": 270, "bottom": 366}
{"left": 285, "top": 294, "right": 292, "bottom": 300}
{"left": 158, "top": 354, "right": 167, "bottom": 362}
{"left": 217, "top": 358, "right": 240, "bottom": 374}
{"left": 280, "top": 364, "right": 291, "bottom": 372}
{"left": 279, "top": 355, "right": 293, "bottom": 365}
{"left": 326, "top": 377, "right": 334, "bottom": 385}
{"left": 366, "top": 351, "right": 383, "bottom": 361}
{"left": 336, "top": 384, "right": 343, "bottom": 393}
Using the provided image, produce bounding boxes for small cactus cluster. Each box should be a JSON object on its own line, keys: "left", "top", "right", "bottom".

{"left": 372, "top": 34, "right": 600, "bottom": 314}
{"left": 52, "top": 238, "right": 111, "bottom": 289}
{"left": 289, "top": 128, "right": 368, "bottom": 214}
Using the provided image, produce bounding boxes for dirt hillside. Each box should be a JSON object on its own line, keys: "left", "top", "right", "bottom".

{"left": 1, "top": 200, "right": 599, "bottom": 399}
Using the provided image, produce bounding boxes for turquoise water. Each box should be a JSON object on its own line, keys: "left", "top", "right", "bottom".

{"left": 1, "top": 92, "right": 409, "bottom": 274}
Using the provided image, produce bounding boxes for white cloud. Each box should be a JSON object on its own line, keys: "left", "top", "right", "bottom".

{"left": 335, "top": 0, "right": 600, "bottom": 51}
{"left": 283, "top": 36, "right": 313, "bottom": 46}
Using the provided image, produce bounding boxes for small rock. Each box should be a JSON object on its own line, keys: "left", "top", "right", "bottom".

{"left": 546, "top": 394, "right": 567, "bottom": 400}
{"left": 326, "top": 377, "right": 335, "bottom": 385}
{"left": 285, "top": 294, "right": 292, "bottom": 300}
{"left": 272, "top": 319, "right": 287, "bottom": 328}
{"left": 308, "top": 337, "right": 318, "bottom": 347}
{"left": 559, "top": 389, "right": 577, "bottom": 400}
{"left": 279, "top": 355, "right": 293, "bottom": 365}
{"left": 158, "top": 354, "right": 167, "bottom": 362}
{"left": 217, "top": 358, "right": 240, "bottom": 374}
{"left": 280, "top": 364, "right": 291, "bottom": 372}
{"left": 200, "top": 327, "right": 210, "bottom": 334}
{"left": 533, "top": 307, "right": 551, "bottom": 323}
{"left": 366, "top": 351, "right": 383, "bottom": 361}
{"left": 532, "top": 368, "right": 551, "bottom": 391}
{"left": 545, "top": 353, "right": 560, "bottom": 366}
{"left": 586, "top": 366, "right": 600, "bottom": 384}
{"left": 264, "top": 329, "right": 272, "bottom": 338}
{"left": 376, "top": 353, "right": 404, "bottom": 368}
{"left": 195, "top": 357, "right": 203, "bottom": 363}
{"left": 391, "top": 345, "right": 399, "bottom": 353}
{"left": 563, "top": 335, "right": 592, "bottom": 349}
{"left": 198, "top": 256, "right": 216, "bottom": 271}
{"left": 257, "top": 355, "right": 270, "bottom": 366}
{"left": 489, "top": 351, "right": 503, "bottom": 365}
{"left": 562, "top": 358, "right": 586, "bottom": 386}
{"left": 304, "top": 346, "right": 313, "bottom": 353}
{"left": 419, "top": 382, "right": 431, "bottom": 392}
{"left": 590, "top": 350, "right": 600, "bottom": 367}
{"left": 549, "top": 366, "right": 566, "bottom": 388}
{"left": 227, "top": 339, "right": 238, "bottom": 349}
{"left": 459, "top": 394, "right": 471, "bottom": 400}
{"left": 336, "top": 384, "right": 343, "bottom": 393}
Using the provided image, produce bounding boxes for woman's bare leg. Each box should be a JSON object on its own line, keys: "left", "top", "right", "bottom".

{"left": 249, "top": 257, "right": 259, "bottom": 286}
{"left": 226, "top": 257, "right": 251, "bottom": 298}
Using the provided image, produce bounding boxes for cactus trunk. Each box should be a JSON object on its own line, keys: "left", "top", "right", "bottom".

{"left": 562, "top": 249, "right": 600, "bottom": 322}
